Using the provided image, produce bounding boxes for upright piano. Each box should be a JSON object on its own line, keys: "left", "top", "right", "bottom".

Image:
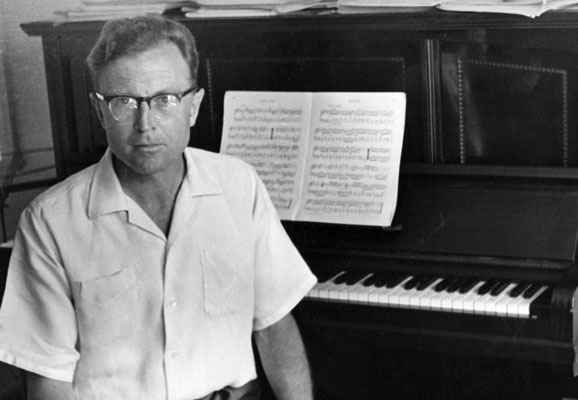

{"left": 21, "top": 10, "right": 578, "bottom": 400}
{"left": 289, "top": 167, "right": 578, "bottom": 399}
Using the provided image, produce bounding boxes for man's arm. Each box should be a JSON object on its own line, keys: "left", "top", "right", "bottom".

{"left": 253, "top": 313, "right": 313, "bottom": 400}
{"left": 27, "top": 372, "right": 75, "bottom": 400}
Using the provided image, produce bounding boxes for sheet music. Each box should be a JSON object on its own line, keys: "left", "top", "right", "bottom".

{"left": 297, "top": 92, "right": 405, "bottom": 226}
{"left": 221, "top": 92, "right": 312, "bottom": 220}
{"left": 220, "top": 91, "right": 406, "bottom": 226}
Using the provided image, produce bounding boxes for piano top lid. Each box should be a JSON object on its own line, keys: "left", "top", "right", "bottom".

{"left": 286, "top": 173, "right": 578, "bottom": 269}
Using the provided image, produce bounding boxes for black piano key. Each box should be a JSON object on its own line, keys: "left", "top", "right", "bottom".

{"left": 373, "top": 273, "right": 389, "bottom": 288}
{"left": 314, "top": 269, "right": 340, "bottom": 284}
{"left": 385, "top": 273, "right": 410, "bottom": 288}
{"left": 522, "top": 283, "right": 543, "bottom": 299}
{"left": 434, "top": 278, "right": 452, "bottom": 292}
{"left": 509, "top": 282, "right": 531, "bottom": 298}
{"left": 362, "top": 274, "right": 377, "bottom": 287}
{"left": 489, "top": 281, "right": 509, "bottom": 296}
{"left": 458, "top": 278, "right": 480, "bottom": 294}
{"left": 477, "top": 279, "right": 498, "bottom": 295}
{"left": 446, "top": 278, "right": 463, "bottom": 293}
{"left": 345, "top": 270, "right": 369, "bottom": 285}
{"left": 332, "top": 271, "right": 350, "bottom": 285}
{"left": 403, "top": 276, "right": 422, "bottom": 290}
{"left": 416, "top": 276, "right": 438, "bottom": 291}
{"left": 332, "top": 270, "right": 365, "bottom": 286}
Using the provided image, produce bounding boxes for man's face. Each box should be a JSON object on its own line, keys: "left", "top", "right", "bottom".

{"left": 93, "top": 42, "right": 203, "bottom": 178}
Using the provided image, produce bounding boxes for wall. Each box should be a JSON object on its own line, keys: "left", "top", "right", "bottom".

{"left": 0, "top": 0, "right": 79, "bottom": 241}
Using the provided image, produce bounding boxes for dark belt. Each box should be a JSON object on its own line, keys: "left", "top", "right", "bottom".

{"left": 196, "top": 379, "right": 262, "bottom": 400}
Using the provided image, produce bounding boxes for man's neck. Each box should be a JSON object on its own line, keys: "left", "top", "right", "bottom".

{"left": 113, "top": 155, "right": 186, "bottom": 236}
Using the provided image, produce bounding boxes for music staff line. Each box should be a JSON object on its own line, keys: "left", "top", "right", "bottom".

{"left": 227, "top": 125, "right": 303, "bottom": 143}
{"left": 303, "top": 199, "right": 384, "bottom": 215}
{"left": 233, "top": 106, "right": 304, "bottom": 123}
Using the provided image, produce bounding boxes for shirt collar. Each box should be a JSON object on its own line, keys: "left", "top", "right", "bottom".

{"left": 181, "top": 148, "right": 223, "bottom": 197}
{"left": 88, "top": 148, "right": 223, "bottom": 219}
{"left": 88, "top": 148, "right": 129, "bottom": 218}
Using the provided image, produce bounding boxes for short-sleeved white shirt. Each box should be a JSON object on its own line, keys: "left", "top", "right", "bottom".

{"left": 0, "top": 148, "right": 316, "bottom": 400}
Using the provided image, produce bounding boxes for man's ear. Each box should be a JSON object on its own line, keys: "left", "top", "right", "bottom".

{"left": 89, "top": 93, "right": 106, "bottom": 129}
{"left": 189, "top": 88, "right": 205, "bottom": 127}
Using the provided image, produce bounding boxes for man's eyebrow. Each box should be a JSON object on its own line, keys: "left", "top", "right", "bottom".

{"left": 104, "top": 88, "right": 187, "bottom": 97}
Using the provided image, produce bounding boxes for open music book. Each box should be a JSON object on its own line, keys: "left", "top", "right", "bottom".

{"left": 220, "top": 91, "right": 406, "bottom": 227}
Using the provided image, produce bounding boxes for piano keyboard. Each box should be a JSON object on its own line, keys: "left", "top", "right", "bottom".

{"left": 306, "top": 270, "right": 550, "bottom": 319}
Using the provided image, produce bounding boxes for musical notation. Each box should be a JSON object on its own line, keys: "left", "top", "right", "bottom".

{"left": 319, "top": 107, "right": 395, "bottom": 124}
{"left": 233, "top": 105, "right": 304, "bottom": 123}
{"left": 220, "top": 91, "right": 406, "bottom": 226}
{"left": 224, "top": 143, "right": 301, "bottom": 162}
{"left": 309, "top": 164, "right": 388, "bottom": 182}
{"left": 228, "top": 125, "right": 303, "bottom": 143}
{"left": 303, "top": 199, "right": 384, "bottom": 215}
{"left": 313, "top": 127, "right": 392, "bottom": 143}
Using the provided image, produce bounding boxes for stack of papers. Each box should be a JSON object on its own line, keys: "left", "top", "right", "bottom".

{"left": 183, "top": 0, "right": 337, "bottom": 18}
{"left": 438, "top": 0, "right": 578, "bottom": 18}
{"left": 337, "top": 0, "right": 445, "bottom": 14}
{"left": 54, "top": 0, "right": 191, "bottom": 23}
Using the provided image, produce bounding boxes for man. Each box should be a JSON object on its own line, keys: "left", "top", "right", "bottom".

{"left": 0, "top": 16, "right": 316, "bottom": 400}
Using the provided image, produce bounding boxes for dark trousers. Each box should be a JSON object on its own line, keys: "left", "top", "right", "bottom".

{"left": 197, "top": 379, "right": 261, "bottom": 400}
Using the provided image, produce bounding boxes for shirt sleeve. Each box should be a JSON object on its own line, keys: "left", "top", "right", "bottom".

{"left": 250, "top": 170, "right": 317, "bottom": 331}
{"left": 0, "top": 206, "right": 79, "bottom": 381}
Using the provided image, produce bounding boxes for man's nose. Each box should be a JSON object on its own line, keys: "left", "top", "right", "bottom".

{"left": 134, "top": 101, "right": 155, "bottom": 132}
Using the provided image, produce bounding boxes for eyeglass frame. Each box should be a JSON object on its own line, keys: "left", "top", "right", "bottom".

{"left": 93, "top": 85, "right": 201, "bottom": 121}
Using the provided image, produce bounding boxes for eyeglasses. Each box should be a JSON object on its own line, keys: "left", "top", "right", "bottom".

{"left": 94, "top": 85, "right": 200, "bottom": 122}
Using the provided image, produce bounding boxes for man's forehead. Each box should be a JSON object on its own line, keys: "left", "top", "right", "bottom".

{"left": 96, "top": 44, "right": 192, "bottom": 93}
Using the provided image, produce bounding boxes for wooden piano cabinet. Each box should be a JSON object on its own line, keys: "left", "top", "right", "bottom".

{"left": 21, "top": 10, "right": 578, "bottom": 400}
{"left": 24, "top": 11, "right": 578, "bottom": 180}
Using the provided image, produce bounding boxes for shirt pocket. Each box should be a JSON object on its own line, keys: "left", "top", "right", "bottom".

{"left": 72, "top": 266, "right": 137, "bottom": 348}
{"left": 200, "top": 249, "right": 250, "bottom": 317}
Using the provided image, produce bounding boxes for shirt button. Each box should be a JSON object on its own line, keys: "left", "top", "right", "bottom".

{"left": 171, "top": 352, "right": 179, "bottom": 360}
{"left": 167, "top": 298, "right": 177, "bottom": 307}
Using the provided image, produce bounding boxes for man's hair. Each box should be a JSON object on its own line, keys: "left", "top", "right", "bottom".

{"left": 86, "top": 16, "right": 199, "bottom": 89}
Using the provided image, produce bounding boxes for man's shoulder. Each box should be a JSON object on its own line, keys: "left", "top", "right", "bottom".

{"left": 28, "top": 165, "right": 96, "bottom": 212}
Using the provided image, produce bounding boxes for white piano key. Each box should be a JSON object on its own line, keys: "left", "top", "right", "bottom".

{"left": 472, "top": 289, "right": 495, "bottom": 315}
{"left": 409, "top": 278, "right": 440, "bottom": 308}
{"left": 428, "top": 284, "right": 451, "bottom": 310}
{"left": 354, "top": 281, "right": 380, "bottom": 304}
{"left": 418, "top": 278, "right": 445, "bottom": 310}
{"left": 397, "top": 287, "right": 421, "bottom": 309}
{"left": 347, "top": 274, "right": 375, "bottom": 303}
{"left": 339, "top": 275, "right": 369, "bottom": 302}
{"left": 307, "top": 271, "right": 342, "bottom": 299}
{"left": 506, "top": 289, "right": 531, "bottom": 318}
{"left": 367, "top": 274, "right": 405, "bottom": 305}
{"left": 517, "top": 285, "right": 548, "bottom": 318}
{"left": 493, "top": 283, "right": 520, "bottom": 316}
{"left": 327, "top": 272, "right": 364, "bottom": 301}
{"left": 378, "top": 276, "right": 414, "bottom": 307}
{"left": 334, "top": 271, "right": 366, "bottom": 302}
{"left": 453, "top": 281, "right": 486, "bottom": 313}
{"left": 367, "top": 277, "right": 394, "bottom": 305}
{"left": 439, "top": 289, "right": 464, "bottom": 311}
{"left": 315, "top": 271, "right": 346, "bottom": 300}
{"left": 484, "top": 283, "right": 517, "bottom": 316}
{"left": 326, "top": 283, "right": 348, "bottom": 301}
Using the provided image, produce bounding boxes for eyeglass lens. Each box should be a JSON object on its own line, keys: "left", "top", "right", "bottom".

{"left": 110, "top": 94, "right": 180, "bottom": 121}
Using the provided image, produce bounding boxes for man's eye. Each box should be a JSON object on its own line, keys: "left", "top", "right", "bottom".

{"left": 153, "top": 95, "right": 176, "bottom": 106}
{"left": 115, "top": 97, "right": 134, "bottom": 106}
